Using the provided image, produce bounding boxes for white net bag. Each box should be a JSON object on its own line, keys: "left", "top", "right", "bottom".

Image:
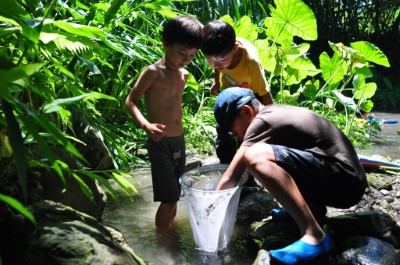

{"left": 179, "top": 164, "right": 248, "bottom": 252}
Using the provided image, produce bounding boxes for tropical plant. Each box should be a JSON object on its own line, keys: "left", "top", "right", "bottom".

{"left": 0, "top": 0, "right": 146, "bottom": 220}
{"left": 220, "top": 0, "right": 390, "bottom": 146}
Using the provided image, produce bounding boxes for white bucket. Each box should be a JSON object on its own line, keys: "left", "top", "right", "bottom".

{"left": 179, "top": 164, "right": 248, "bottom": 252}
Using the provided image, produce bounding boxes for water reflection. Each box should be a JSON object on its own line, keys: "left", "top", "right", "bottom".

{"left": 102, "top": 167, "right": 253, "bottom": 265}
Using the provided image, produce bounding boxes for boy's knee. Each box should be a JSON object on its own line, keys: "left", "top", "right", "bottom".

{"left": 244, "top": 143, "right": 274, "bottom": 168}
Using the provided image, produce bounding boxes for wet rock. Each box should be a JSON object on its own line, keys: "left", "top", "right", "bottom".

{"left": 326, "top": 210, "right": 400, "bottom": 248}
{"left": 24, "top": 200, "right": 144, "bottom": 265}
{"left": 237, "top": 191, "right": 279, "bottom": 223}
{"left": 367, "top": 173, "right": 394, "bottom": 190}
{"left": 252, "top": 249, "right": 272, "bottom": 265}
{"left": 70, "top": 106, "right": 114, "bottom": 170}
{"left": 238, "top": 173, "right": 400, "bottom": 265}
{"left": 339, "top": 236, "right": 400, "bottom": 265}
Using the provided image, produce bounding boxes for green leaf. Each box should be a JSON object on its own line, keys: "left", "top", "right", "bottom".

{"left": 72, "top": 173, "right": 93, "bottom": 201}
{"left": 354, "top": 83, "right": 377, "bottom": 99}
{"left": 332, "top": 90, "right": 357, "bottom": 111}
{"left": 352, "top": 74, "right": 366, "bottom": 91}
{"left": 361, "top": 99, "right": 374, "bottom": 113}
{"left": 350, "top": 41, "right": 390, "bottom": 67}
{"left": 264, "top": 17, "right": 293, "bottom": 44}
{"left": 104, "top": 0, "right": 125, "bottom": 25}
{"left": 52, "top": 21, "right": 106, "bottom": 39}
{"left": 78, "top": 169, "right": 119, "bottom": 201}
{"left": 233, "top": 16, "right": 258, "bottom": 42}
{"left": 20, "top": 18, "right": 41, "bottom": 43}
{"left": 285, "top": 57, "right": 320, "bottom": 85}
{"left": 352, "top": 74, "right": 377, "bottom": 99}
{"left": 354, "top": 65, "right": 373, "bottom": 78}
{"left": 255, "top": 39, "right": 277, "bottom": 72}
{"left": 303, "top": 79, "right": 319, "bottom": 98}
{"left": 78, "top": 56, "right": 101, "bottom": 75}
{"left": 275, "top": 89, "right": 299, "bottom": 105}
{"left": 0, "top": 0, "right": 29, "bottom": 19}
{"left": 319, "top": 52, "right": 346, "bottom": 88}
{"left": 2, "top": 99, "right": 28, "bottom": 201}
{"left": 0, "top": 63, "right": 45, "bottom": 85}
{"left": 111, "top": 171, "right": 137, "bottom": 197}
{"left": 185, "top": 73, "right": 198, "bottom": 91}
{"left": 284, "top": 43, "right": 310, "bottom": 61}
{"left": 0, "top": 194, "right": 35, "bottom": 224}
{"left": 269, "top": 0, "right": 317, "bottom": 41}
{"left": 43, "top": 92, "right": 117, "bottom": 113}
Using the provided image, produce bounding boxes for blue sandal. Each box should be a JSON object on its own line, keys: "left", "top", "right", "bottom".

{"left": 269, "top": 234, "right": 333, "bottom": 264}
{"left": 271, "top": 205, "right": 327, "bottom": 222}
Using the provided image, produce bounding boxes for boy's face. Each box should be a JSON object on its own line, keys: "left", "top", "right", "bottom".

{"left": 205, "top": 50, "right": 234, "bottom": 71}
{"left": 228, "top": 107, "right": 250, "bottom": 141}
{"left": 164, "top": 42, "right": 198, "bottom": 69}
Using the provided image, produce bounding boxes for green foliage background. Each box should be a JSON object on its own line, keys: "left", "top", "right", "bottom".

{"left": 0, "top": 0, "right": 399, "bottom": 221}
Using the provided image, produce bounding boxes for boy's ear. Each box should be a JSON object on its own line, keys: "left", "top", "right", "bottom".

{"left": 240, "top": 105, "right": 253, "bottom": 118}
{"left": 233, "top": 42, "right": 240, "bottom": 52}
{"left": 162, "top": 40, "right": 169, "bottom": 48}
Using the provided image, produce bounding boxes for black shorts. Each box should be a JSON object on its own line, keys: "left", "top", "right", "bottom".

{"left": 147, "top": 135, "right": 186, "bottom": 203}
{"left": 271, "top": 145, "right": 366, "bottom": 208}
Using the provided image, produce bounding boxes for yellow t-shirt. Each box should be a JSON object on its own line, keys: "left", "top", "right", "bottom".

{"left": 220, "top": 38, "right": 269, "bottom": 96}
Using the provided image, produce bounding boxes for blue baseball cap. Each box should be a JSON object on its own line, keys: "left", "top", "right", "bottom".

{"left": 214, "top": 87, "right": 256, "bottom": 130}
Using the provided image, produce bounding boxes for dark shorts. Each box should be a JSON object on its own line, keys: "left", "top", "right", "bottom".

{"left": 272, "top": 145, "right": 366, "bottom": 208}
{"left": 146, "top": 135, "right": 186, "bottom": 203}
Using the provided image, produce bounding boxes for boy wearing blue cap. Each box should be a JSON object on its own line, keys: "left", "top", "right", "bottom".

{"left": 202, "top": 20, "right": 273, "bottom": 164}
{"left": 125, "top": 15, "right": 203, "bottom": 235}
{"left": 214, "top": 87, "right": 367, "bottom": 264}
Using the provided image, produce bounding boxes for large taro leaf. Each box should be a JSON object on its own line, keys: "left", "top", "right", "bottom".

{"left": 351, "top": 41, "right": 390, "bottom": 67}
{"left": 267, "top": 0, "right": 317, "bottom": 42}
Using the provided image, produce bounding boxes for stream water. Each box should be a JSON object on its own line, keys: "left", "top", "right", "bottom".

{"left": 102, "top": 111, "right": 399, "bottom": 265}
{"left": 102, "top": 166, "right": 254, "bottom": 265}
{"left": 355, "top": 111, "right": 400, "bottom": 159}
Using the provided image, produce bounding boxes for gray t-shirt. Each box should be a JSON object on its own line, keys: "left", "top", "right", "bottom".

{"left": 242, "top": 104, "right": 364, "bottom": 179}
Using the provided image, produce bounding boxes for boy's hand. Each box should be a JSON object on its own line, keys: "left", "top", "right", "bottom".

{"left": 146, "top": 123, "right": 167, "bottom": 142}
{"left": 211, "top": 83, "right": 220, "bottom": 95}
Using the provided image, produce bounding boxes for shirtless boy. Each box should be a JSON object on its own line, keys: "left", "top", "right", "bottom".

{"left": 125, "top": 15, "right": 203, "bottom": 234}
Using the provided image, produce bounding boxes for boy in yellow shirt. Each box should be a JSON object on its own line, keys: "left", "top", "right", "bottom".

{"left": 202, "top": 20, "right": 273, "bottom": 163}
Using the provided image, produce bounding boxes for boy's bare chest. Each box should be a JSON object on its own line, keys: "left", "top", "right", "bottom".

{"left": 151, "top": 69, "right": 186, "bottom": 97}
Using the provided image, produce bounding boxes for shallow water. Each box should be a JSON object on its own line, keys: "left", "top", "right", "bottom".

{"left": 355, "top": 111, "right": 400, "bottom": 160}
{"left": 102, "top": 167, "right": 254, "bottom": 265}
{"left": 102, "top": 111, "right": 399, "bottom": 265}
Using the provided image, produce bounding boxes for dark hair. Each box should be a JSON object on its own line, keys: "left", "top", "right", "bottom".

{"left": 162, "top": 15, "right": 203, "bottom": 49}
{"left": 202, "top": 20, "right": 236, "bottom": 57}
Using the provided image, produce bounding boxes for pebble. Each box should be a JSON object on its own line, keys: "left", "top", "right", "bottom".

{"left": 328, "top": 171, "right": 400, "bottom": 223}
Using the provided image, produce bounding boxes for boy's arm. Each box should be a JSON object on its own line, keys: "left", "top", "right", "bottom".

{"left": 260, "top": 93, "right": 273, "bottom": 105}
{"left": 211, "top": 70, "right": 222, "bottom": 95}
{"left": 249, "top": 62, "right": 273, "bottom": 105}
{"left": 125, "top": 67, "right": 166, "bottom": 141}
{"left": 216, "top": 146, "right": 248, "bottom": 190}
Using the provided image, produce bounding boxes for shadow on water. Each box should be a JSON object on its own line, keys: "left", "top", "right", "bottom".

{"left": 102, "top": 112, "right": 399, "bottom": 265}
{"left": 102, "top": 167, "right": 255, "bottom": 265}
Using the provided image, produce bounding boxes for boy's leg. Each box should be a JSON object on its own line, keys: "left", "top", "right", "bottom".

{"left": 147, "top": 136, "right": 184, "bottom": 234}
{"left": 244, "top": 143, "right": 331, "bottom": 263}
{"left": 156, "top": 202, "right": 177, "bottom": 235}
